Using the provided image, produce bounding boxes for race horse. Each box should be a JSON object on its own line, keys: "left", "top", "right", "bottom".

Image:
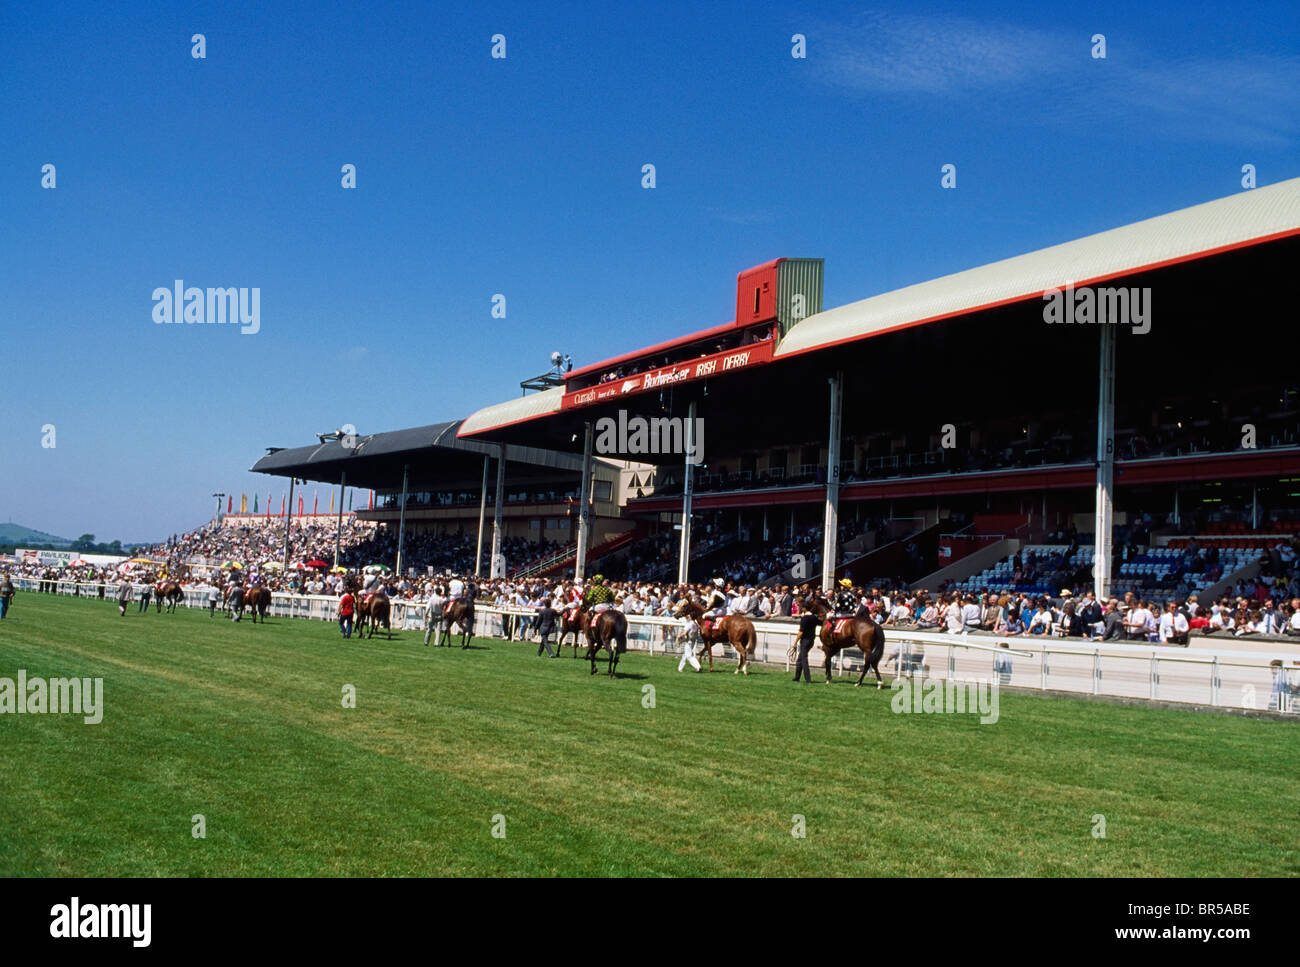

{"left": 356, "top": 589, "right": 392, "bottom": 639}
{"left": 672, "top": 598, "right": 758, "bottom": 675}
{"left": 583, "top": 605, "right": 628, "bottom": 677}
{"left": 558, "top": 601, "right": 587, "bottom": 657}
{"left": 435, "top": 598, "right": 474, "bottom": 649}
{"left": 154, "top": 581, "right": 184, "bottom": 614}
{"left": 245, "top": 586, "right": 272, "bottom": 623}
{"left": 797, "top": 595, "right": 886, "bottom": 688}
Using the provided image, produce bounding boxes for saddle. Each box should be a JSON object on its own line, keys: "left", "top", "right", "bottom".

{"left": 363, "top": 593, "right": 375, "bottom": 609}
{"left": 824, "top": 617, "right": 853, "bottom": 635}
{"left": 565, "top": 607, "right": 580, "bottom": 623}
{"left": 700, "top": 618, "right": 714, "bottom": 634}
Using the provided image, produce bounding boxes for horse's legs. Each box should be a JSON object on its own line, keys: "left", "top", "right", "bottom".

{"left": 704, "top": 641, "right": 714, "bottom": 672}
{"left": 824, "top": 642, "right": 835, "bottom": 683}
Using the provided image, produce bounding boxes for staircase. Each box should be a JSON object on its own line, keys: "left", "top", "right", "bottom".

{"left": 510, "top": 526, "right": 645, "bottom": 580}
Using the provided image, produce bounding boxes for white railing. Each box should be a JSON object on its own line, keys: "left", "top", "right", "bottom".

{"left": 14, "top": 578, "right": 1300, "bottom": 714}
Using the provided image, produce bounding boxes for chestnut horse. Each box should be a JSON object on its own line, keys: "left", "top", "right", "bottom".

{"left": 245, "top": 586, "right": 272, "bottom": 623}
{"left": 672, "top": 599, "right": 758, "bottom": 675}
{"left": 582, "top": 605, "right": 627, "bottom": 677}
{"left": 356, "top": 590, "right": 392, "bottom": 639}
{"left": 154, "top": 581, "right": 184, "bottom": 614}
{"left": 797, "top": 595, "right": 885, "bottom": 688}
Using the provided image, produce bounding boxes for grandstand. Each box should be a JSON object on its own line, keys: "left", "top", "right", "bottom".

{"left": 247, "top": 178, "right": 1300, "bottom": 593}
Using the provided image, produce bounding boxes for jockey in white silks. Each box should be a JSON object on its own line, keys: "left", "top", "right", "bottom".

{"left": 702, "top": 578, "right": 728, "bottom": 621}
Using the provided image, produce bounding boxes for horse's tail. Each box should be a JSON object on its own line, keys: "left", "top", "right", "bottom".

{"left": 869, "top": 624, "right": 885, "bottom": 667}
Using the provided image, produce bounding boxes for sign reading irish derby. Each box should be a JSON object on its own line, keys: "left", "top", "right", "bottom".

{"left": 561, "top": 340, "right": 774, "bottom": 411}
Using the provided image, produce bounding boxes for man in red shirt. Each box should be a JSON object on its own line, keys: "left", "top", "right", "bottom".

{"left": 338, "top": 589, "right": 356, "bottom": 639}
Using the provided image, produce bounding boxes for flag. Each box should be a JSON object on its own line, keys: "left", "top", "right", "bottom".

{"left": 253, "top": 494, "right": 258, "bottom": 514}
{"left": 329, "top": 490, "right": 335, "bottom": 514}
{"left": 368, "top": 489, "right": 374, "bottom": 510}
{"left": 347, "top": 490, "right": 352, "bottom": 511}
{"left": 313, "top": 491, "right": 318, "bottom": 516}
{"left": 280, "top": 493, "right": 286, "bottom": 517}
{"left": 266, "top": 493, "right": 271, "bottom": 519}
{"left": 240, "top": 493, "right": 247, "bottom": 513}
{"left": 227, "top": 495, "right": 233, "bottom": 514}
{"left": 298, "top": 495, "right": 304, "bottom": 516}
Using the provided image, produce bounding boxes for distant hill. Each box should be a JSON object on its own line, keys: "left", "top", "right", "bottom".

{"left": 0, "top": 522, "right": 73, "bottom": 547}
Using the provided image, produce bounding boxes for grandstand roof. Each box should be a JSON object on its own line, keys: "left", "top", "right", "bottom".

{"left": 251, "top": 418, "right": 619, "bottom": 489}
{"left": 774, "top": 175, "right": 1300, "bottom": 359}
{"left": 456, "top": 179, "right": 1300, "bottom": 452}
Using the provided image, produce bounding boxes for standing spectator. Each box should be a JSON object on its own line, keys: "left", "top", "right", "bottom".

{"left": 338, "top": 588, "right": 355, "bottom": 638}
{"left": 793, "top": 603, "right": 818, "bottom": 683}
{"left": 208, "top": 583, "right": 220, "bottom": 618}
{"left": 0, "top": 574, "right": 14, "bottom": 620}
{"left": 117, "top": 580, "right": 134, "bottom": 617}
{"left": 536, "top": 599, "right": 557, "bottom": 658}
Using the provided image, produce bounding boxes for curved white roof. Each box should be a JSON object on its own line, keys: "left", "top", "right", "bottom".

{"left": 458, "top": 386, "right": 564, "bottom": 437}
{"left": 775, "top": 176, "right": 1300, "bottom": 359}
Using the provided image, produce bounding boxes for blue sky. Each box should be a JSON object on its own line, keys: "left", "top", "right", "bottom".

{"left": 2, "top": 0, "right": 1297, "bottom": 542}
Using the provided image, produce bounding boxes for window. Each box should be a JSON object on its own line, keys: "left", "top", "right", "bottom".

{"left": 754, "top": 288, "right": 761, "bottom": 314}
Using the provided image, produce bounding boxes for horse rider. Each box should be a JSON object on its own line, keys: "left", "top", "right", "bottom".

{"left": 833, "top": 578, "right": 858, "bottom": 617}
{"left": 582, "top": 574, "right": 615, "bottom": 616}
{"left": 702, "top": 578, "right": 728, "bottom": 627}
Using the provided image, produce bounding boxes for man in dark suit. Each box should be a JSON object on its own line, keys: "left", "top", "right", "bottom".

{"left": 536, "top": 600, "right": 557, "bottom": 657}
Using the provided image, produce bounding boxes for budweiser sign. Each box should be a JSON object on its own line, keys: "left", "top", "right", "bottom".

{"left": 562, "top": 340, "right": 773, "bottom": 411}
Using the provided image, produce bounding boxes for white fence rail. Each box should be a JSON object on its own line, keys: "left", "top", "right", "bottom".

{"left": 14, "top": 578, "right": 1300, "bottom": 714}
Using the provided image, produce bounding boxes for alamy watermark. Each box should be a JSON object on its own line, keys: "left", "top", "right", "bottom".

{"left": 890, "top": 676, "right": 999, "bottom": 724}
{"left": 152, "top": 280, "right": 260, "bottom": 334}
{"left": 0, "top": 670, "right": 103, "bottom": 724}
{"left": 594, "top": 409, "right": 705, "bottom": 463}
{"left": 1042, "top": 281, "right": 1150, "bottom": 335}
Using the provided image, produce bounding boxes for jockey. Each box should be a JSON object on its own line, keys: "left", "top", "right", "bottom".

{"left": 702, "top": 578, "right": 728, "bottom": 622}
{"left": 834, "top": 578, "right": 858, "bottom": 616}
{"left": 583, "top": 574, "right": 615, "bottom": 614}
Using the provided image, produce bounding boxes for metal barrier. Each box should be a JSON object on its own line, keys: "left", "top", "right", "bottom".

{"left": 11, "top": 578, "right": 1299, "bottom": 714}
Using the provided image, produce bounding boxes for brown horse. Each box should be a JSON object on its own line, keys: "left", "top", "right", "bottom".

{"left": 558, "top": 601, "right": 587, "bottom": 657}
{"left": 245, "top": 586, "right": 272, "bottom": 623}
{"left": 582, "top": 605, "right": 627, "bottom": 677}
{"left": 356, "top": 590, "right": 392, "bottom": 639}
{"left": 672, "top": 599, "right": 758, "bottom": 675}
{"left": 154, "top": 581, "right": 184, "bottom": 613}
{"left": 797, "top": 595, "right": 886, "bottom": 688}
{"left": 436, "top": 598, "right": 473, "bottom": 648}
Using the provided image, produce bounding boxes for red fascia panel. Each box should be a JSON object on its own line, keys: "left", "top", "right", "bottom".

{"left": 775, "top": 227, "right": 1300, "bottom": 363}
{"left": 564, "top": 320, "right": 739, "bottom": 383}
{"left": 735, "top": 259, "right": 784, "bottom": 327}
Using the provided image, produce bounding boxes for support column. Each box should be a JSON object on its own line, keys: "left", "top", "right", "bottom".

{"left": 1252, "top": 485, "right": 1258, "bottom": 530}
{"left": 475, "top": 455, "right": 489, "bottom": 577}
{"left": 677, "top": 402, "right": 696, "bottom": 586}
{"left": 282, "top": 476, "right": 296, "bottom": 572}
{"left": 1094, "top": 325, "right": 1116, "bottom": 600}
{"left": 576, "top": 424, "right": 594, "bottom": 581}
{"left": 395, "top": 464, "right": 409, "bottom": 576}
{"left": 491, "top": 445, "right": 506, "bottom": 578}
{"left": 334, "top": 471, "right": 346, "bottom": 566}
{"left": 822, "top": 372, "right": 843, "bottom": 593}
